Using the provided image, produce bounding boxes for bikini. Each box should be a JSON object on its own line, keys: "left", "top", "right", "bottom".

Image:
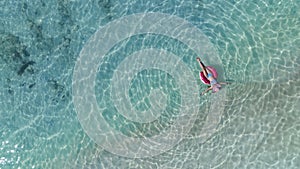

{"left": 207, "top": 73, "right": 217, "bottom": 85}
{"left": 207, "top": 73, "right": 213, "bottom": 78}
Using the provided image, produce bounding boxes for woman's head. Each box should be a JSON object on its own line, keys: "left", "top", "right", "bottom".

{"left": 212, "top": 83, "right": 221, "bottom": 93}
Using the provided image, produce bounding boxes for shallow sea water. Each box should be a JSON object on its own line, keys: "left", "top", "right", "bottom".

{"left": 0, "top": 0, "right": 299, "bottom": 168}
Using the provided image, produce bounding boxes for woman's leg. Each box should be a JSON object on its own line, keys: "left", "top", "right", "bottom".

{"left": 200, "top": 62, "right": 209, "bottom": 76}
{"left": 197, "top": 58, "right": 208, "bottom": 77}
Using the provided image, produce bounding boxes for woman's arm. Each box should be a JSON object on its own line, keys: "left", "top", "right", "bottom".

{"left": 196, "top": 57, "right": 208, "bottom": 77}
{"left": 201, "top": 86, "right": 212, "bottom": 95}
{"left": 219, "top": 82, "right": 229, "bottom": 85}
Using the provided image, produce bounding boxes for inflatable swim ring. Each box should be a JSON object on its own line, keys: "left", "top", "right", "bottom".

{"left": 199, "top": 66, "right": 218, "bottom": 85}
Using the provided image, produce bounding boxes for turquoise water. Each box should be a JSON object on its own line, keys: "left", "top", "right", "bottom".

{"left": 0, "top": 0, "right": 299, "bottom": 168}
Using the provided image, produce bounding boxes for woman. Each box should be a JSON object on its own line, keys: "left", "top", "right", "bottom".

{"left": 196, "top": 57, "right": 227, "bottom": 95}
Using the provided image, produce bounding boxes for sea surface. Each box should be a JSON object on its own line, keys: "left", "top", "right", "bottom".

{"left": 0, "top": 0, "right": 299, "bottom": 168}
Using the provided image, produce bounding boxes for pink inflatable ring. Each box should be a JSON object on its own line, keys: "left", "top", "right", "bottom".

{"left": 199, "top": 66, "right": 218, "bottom": 85}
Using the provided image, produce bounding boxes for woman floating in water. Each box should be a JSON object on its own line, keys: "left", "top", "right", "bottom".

{"left": 196, "top": 57, "right": 228, "bottom": 95}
